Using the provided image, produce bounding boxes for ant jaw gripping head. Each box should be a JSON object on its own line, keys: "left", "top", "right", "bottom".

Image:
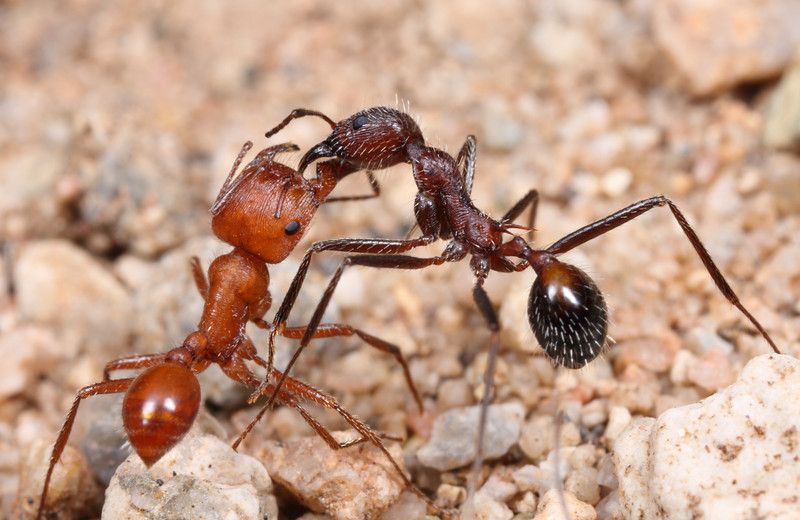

{"left": 122, "top": 362, "right": 201, "bottom": 467}
{"left": 527, "top": 260, "right": 608, "bottom": 369}
{"left": 212, "top": 160, "right": 317, "bottom": 264}
{"left": 298, "top": 106, "right": 424, "bottom": 173}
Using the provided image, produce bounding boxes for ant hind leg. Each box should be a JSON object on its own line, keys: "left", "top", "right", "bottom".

{"left": 546, "top": 195, "right": 780, "bottom": 354}
{"left": 36, "top": 378, "right": 133, "bottom": 520}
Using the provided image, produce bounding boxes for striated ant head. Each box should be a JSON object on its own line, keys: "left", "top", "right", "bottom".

{"left": 122, "top": 361, "right": 201, "bottom": 467}
{"left": 527, "top": 260, "right": 608, "bottom": 369}
{"left": 212, "top": 147, "right": 320, "bottom": 264}
{"left": 298, "top": 106, "right": 424, "bottom": 173}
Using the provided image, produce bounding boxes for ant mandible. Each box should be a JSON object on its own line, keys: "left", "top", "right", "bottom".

{"left": 34, "top": 115, "right": 433, "bottom": 519}
{"left": 240, "top": 106, "right": 781, "bottom": 491}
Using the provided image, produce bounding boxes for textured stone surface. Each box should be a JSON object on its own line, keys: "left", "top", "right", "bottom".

{"left": 103, "top": 433, "right": 277, "bottom": 520}
{"left": 257, "top": 432, "right": 406, "bottom": 520}
{"left": 654, "top": 0, "right": 800, "bottom": 95}
{"left": 615, "top": 354, "right": 800, "bottom": 519}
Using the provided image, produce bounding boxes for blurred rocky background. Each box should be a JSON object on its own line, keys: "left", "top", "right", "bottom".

{"left": 1, "top": 0, "right": 799, "bottom": 519}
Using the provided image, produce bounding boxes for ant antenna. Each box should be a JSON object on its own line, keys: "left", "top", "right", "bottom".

{"left": 211, "top": 141, "right": 254, "bottom": 215}
{"left": 264, "top": 109, "right": 337, "bottom": 139}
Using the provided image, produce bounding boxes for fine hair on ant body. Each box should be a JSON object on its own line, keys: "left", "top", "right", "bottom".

{"left": 238, "top": 106, "right": 781, "bottom": 493}
{"left": 34, "top": 121, "right": 438, "bottom": 519}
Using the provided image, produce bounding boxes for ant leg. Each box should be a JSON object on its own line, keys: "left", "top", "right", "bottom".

{"left": 189, "top": 256, "right": 209, "bottom": 301}
{"left": 263, "top": 254, "right": 447, "bottom": 411}
{"left": 103, "top": 353, "right": 167, "bottom": 380}
{"left": 468, "top": 278, "right": 502, "bottom": 495}
{"left": 456, "top": 135, "right": 477, "bottom": 195}
{"left": 234, "top": 359, "right": 444, "bottom": 517}
{"left": 502, "top": 189, "right": 539, "bottom": 241}
{"left": 324, "top": 171, "right": 381, "bottom": 203}
{"left": 264, "top": 108, "right": 336, "bottom": 139}
{"left": 265, "top": 235, "right": 438, "bottom": 381}
{"left": 545, "top": 195, "right": 779, "bottom": 354}
{"left": 37, "top": 378, "right": 133, "bottom": 520}
{"left": 281, "top": 324, "right": 423, "bottom": 412}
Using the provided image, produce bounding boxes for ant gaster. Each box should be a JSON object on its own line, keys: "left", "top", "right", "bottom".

{"left": 240, "top": 106, "right": 780, "bottom": 491}
{"left": 35, "top": 115, "right": 434, "bottom": 519}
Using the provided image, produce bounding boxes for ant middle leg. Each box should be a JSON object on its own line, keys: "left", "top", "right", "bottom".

{"left": 468, "top": 276, "right": 502, "bottom": 494}
{"left": 324, "top": 170, "right": 381, "bottom": 203}
{"left": 36, "top": 378, "right": 134, "bottom": 520}
{"left": 545, "top": 195, "right": 779, "bottom": 354}
{"left": 265, "top": 235, "right": 438, "bottom": 374}
{"left": 502, "top": 189, "right": 539, "bottom": 240}
{"left": 246, "top": 254, "right": 447, "bottom": 447}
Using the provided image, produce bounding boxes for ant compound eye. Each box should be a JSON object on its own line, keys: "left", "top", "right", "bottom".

{"left": 122, "top": 362, "right": 200, "bottom": 467}
{"left": 284, "top": 221, "right": 301, "bottom": 235}
{"left": 352, "top": 114, "right": 368, "bottom": 130}
{"left": 527, "top": 261, "right": 607, "bottom": 369}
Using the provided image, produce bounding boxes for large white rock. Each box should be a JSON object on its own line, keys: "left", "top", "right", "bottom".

{"left": 615, "top": 354, "right": 800, "bottom": 519}
{"left": 103, "top": 433, "right": 277, "bottom": 520}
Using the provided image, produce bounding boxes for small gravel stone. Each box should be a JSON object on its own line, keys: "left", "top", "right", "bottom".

{"left": 417, "top": 403, "right": 524, "bottom": 471}
{"left": 460, "top": 489, "right": 513, "bottom": 520}
{"left": 565, "top": 467, "right": 600, "bottom": 505}
{"left": 594, "top": 490, "right": 624, "bottom": 520}
{"left": 602, "top": 406, "right": 631, "bottom": 445}
{"left": 519, "top": 414, "right": 555, "bottom": 462}
{"left": 258, "top": 431, "right": 406, "bottom": 520}
{"left": 437, "top": 378, "right": 475, "bottom": 410}
{"left": 687, "top": 348, "right": 735, "bottom": 393}
{"left": 599, "top": 167, "right": 632, "bottom": 198}
{"left": 379, "top": 490, "right": 426, "bottom": 520}
{"left": 0, "top": 326, "right": 59, "bottom": 399}
{"left": 764, "top": 62, "right": 800, "bottom": 152}
{"left": 535, "top": 489, "right": 597, "bottom": 520}
{"left": 435, "top": 483, "right": 466, "bottom": 509}
{"left": 615, "top": 354, "right": 800, "bottom": 519}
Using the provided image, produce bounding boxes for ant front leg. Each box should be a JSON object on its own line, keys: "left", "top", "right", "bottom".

{"left": 265, "top": 235, "right": 438, "bottom": 376}
{"left": 546, "top": 195, "right": 780, "bottom": 354}
{"left": 255, "top": 254, "right": 448, "bottom": 434}
{"left": 502, "top": 189, "right": 539, "bottom": 241}
{"left": 324, "top": 170, "right": 381, "bottom": 203}
{"left": 36, "top": 378, "right": 134, "bottom": 520}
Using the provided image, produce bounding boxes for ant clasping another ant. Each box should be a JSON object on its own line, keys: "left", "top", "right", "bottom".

{"left": 35, "top": 114, "right": 441, "bottom": 519}
{"left": 238, "top": 106, "right": 781, "bottom": 493}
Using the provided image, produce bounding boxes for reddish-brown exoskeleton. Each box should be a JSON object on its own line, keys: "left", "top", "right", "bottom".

{"left": 240, "top": 106, "right": 781, "bottom": 491}
{"left": 35, "top": 114, "right": 431, "bottom": 519}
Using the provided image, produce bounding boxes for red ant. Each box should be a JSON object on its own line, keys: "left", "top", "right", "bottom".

{"left": 238, "top": 106, "right": 781, "bottom": 492}
{"left": 34, "top": 114, "right": 434, "bottom": 519}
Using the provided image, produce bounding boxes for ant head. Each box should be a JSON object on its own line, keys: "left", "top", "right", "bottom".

{"left": 298, "top": 107, "right": 424, "bottom": 173}
{"left": 212, "top": 157, "right": 318, "bottom": 264}
{"left": 122, "top": 361, "right": 201, "bottom": 467}
{"left": 527, "top": 260, "right": 608, "bottom": 369}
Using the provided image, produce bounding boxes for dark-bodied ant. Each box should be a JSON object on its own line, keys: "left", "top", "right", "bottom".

{"left": 35, "top": 115, "right": 436, "bottom": 519}
{"left": 238, "top": 106, "right": 780, "bottom": 492}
